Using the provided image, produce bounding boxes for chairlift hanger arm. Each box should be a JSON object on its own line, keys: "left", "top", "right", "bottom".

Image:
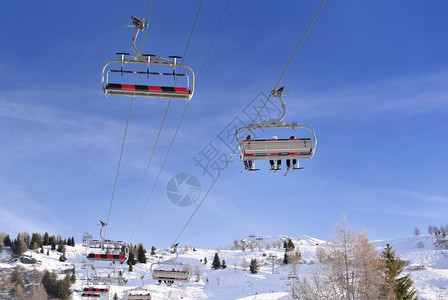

{"left": 126, "top": 16, "right": 148, "bottom": 56}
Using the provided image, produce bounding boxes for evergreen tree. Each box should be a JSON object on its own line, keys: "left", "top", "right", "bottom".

{"left": 40, "top": 247, "right": 44, "bottom": 254}
{"left": 381, "top": 244, "right": 418, "bottom": 300}
{"left": 51, "top": 240, "right": 56, "bottom": 251}
{"left": 42, "top": 270, "right": 72, "bottom": 300}
{"left": 211, "top": 253, "right": 221, "bottom": 269}
{"left": 127, "top": 252, "right": 136, "bottom": 266}
{"left": 11, "top": 267, "right": 25, "bottom": 290}
{"left": 57, "top": 243, "right": 65, "bottom": 253}
{"left": 204, "top": 257, "right": 208, "bottom": 264}
{"left": 43, "top": 232, "right": 50, "bottom": 246}
{"left": 30, "top": 233, "right": 43, "bottom": 249}
{"left": 4, "top": 234, "right": 11, "bottom": 247}
{"left": 150, "top": 246, "right": 156, "bottom": 255}
{"left": 249, "top": 258, "right": 259, "bottom": 274}
{"left": 47, "top": 249, "right": 50, "bottom": 256}
{"left": 283, "top": 251, "right": 289, "bottom": 264}
{"left": 137, "top": 243, "right": 147, "bottom": 263}
{"left": 113, "top": 293, "right": 119, "bottom": 300}
{"left": 287, "top": 238, "right": 295, "bottom": 250}
{"left": 222, "top": 259, "right": 227, "bottom": 269}
{"left": 12, "top": 234, "right": 28, "bottom": 256}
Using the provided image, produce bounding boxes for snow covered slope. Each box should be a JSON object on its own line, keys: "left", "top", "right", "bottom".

{"left": 1, "top": 234, "right": 447, "bottom": 300}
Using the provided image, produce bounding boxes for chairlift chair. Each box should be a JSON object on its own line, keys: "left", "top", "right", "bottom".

{"left": 86, "top": 221, "right": 128, "bottom": 262}
{"left": 150, "top": 244, "right": 191, "bottom": 286}
{"left": 236, "top": 87, "right": 317, "bottom": 172}
{"left": 101, "top": 17, "right": 195, "bottom": 101}
{"left": 126, "top": 276, "right": 152, "bottom": 300}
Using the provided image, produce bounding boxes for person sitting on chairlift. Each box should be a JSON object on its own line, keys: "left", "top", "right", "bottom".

{"left": 243, "top": 135, "right": 254, "bottom": 170}
{"left": 269, "top": 136, "right": 281, "bottom": 170}
{"left": 286, "top": 136, "right": 298, "bottom": 169}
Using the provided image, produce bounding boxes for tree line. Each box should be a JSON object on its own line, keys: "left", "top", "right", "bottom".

{"left": 0, "top": 231, "right": 75, "bottom": 257}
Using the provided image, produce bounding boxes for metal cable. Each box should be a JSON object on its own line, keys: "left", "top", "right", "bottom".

{"left": 128, "top": 0, "right": 230, "bottom": 243}
{"left": 120, "top": 0, "right": 204, "bottom": 240}
{"left": 104, "top": 0, "right": 154, "bottom": 237}
{"left": 172, "top": 0, "right": 326, "bottom": 245}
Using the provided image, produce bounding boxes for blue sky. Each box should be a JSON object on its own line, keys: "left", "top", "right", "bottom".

{"left": 1, "top": 0, "right": 447, "bottom": 249}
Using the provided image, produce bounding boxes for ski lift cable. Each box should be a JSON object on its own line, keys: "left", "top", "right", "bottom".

{"left": 120, "top": 0, "right": 205, "bottom": 240}
{"left": 172, "top": 0, "right": 327, "bottom": 246}
{"left": 127, "top": 0, "right": 230, "bottom": 244}
{"left": 104, "top": 0, "right": 154, "bottom": 237}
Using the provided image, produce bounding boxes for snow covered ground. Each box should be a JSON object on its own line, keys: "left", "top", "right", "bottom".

{"left": 1, "top": 234, "right": 448, "bottom": 299}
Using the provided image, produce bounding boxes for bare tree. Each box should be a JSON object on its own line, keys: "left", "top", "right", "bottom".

{"left": 249, "top": 241, "right": 255, "bottom": 252}
{"left": 290, "top": 250, "right": 302, "bottom": 275}
{"left": 241, "top": 257, "right": 249, "bottom": 271}
{"left": 290, "top": 217, "right": 382, "bottom": 300}
{"left": 193, "top": 266, "right": 202, "bottom": 282}
{"left": 28, "top": 283, "right": 48, "bottom": 300}
{"left": 413, "top": 227, "right": 420, "bottom": 236}
{"left": 231, "top": 240, "right": 240, "bottom": 251}
{"left": 354, "top": 230, "right": 383, "bottom": 299}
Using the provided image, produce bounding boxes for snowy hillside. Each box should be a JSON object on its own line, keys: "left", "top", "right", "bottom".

{"left": 1, "top": 234, "right": 448, "bottom": 299}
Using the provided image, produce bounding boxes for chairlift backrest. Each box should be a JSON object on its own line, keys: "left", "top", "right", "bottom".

{"left": 242, "top": 138, "right": 313, "bottom": 161}
{"left": 152, "top": 269, "right": 189, "bottom": 281}
{"left": 83, "top": 287, "right": 109, "bottom": 293}
{"left": 87, "top": 253, "right": 127, "bottom": 262}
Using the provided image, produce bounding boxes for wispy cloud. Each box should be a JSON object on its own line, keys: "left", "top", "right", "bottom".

{"left": 0, "top": 182, "right": 72, "bottom": 235}
{"left": 286, "top": 71, "right": 448, "bottom": 120}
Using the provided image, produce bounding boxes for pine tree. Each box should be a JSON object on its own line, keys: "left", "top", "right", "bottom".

{"left": 30, "top": 233, "right": 42, "bottom": 249}
{"left": 283, "top": 250, "right": 289, "bottom": 264}
{"left": 41, "top": 270, "right": 72, "bottom": 300}
{"left": 137, "top": 243, "right": 147, "bottom": 263}
{"left": 204, "top": 257, "right": 208, "bottom": 264}
{"left": 249, "top": 258, "right": 259, "bottom": 274}
{"left": 43, "top": 232, "right": 50, "bottom": 246}
{"left": 127, "top": 252, "right": 136, "bottom": 266}
{"left": 287, "top": 238, "right": 295, "bottom": 251}
{"left": 113, "top": 293, "right": 119, "bottom": 300}
{"left": 12, "top": 234, "right": 28, "bottom": 256}
{"left": 150, "top": 246, "right": 156, "bottom": 255}
{"left": 4, "top": 234, "right": 11, "bottom": 247}
{"left": 11, "top": 267, "right": 25, "bottom": 290}
{"left": 51, "top": 240, "right": 56, "bottom": 251}
{"left": 381, "top": 244, "right": 418, "bottom": 300}
{"left": 222, "top": 260, "right": 227, "bottom": 269}
{"left": 211, "top": 253, "right": 221, "bottom": 269}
